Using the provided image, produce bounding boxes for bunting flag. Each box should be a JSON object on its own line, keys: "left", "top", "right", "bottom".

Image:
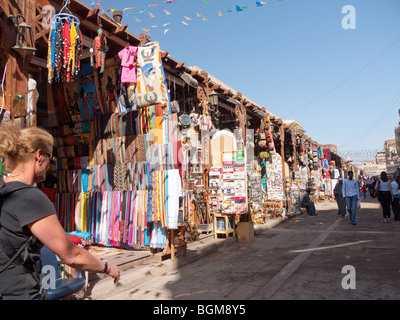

{"left": 103, "top": 0, "right": 284, "bottom": 37}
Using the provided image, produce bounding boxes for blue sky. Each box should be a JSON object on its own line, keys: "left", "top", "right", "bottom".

{"left": 81, "top": 0, "right": 400, "bottom": 159}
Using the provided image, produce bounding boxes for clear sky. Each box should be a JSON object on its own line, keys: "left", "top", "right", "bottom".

{"left": 80, "top": 0, "right": 400, "bottom": 160}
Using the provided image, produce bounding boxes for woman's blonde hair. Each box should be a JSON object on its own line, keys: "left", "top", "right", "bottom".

{"left": 0, "top": 123, "right": 54, "bottom": 171}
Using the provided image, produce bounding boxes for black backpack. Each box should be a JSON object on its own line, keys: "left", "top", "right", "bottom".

{"left": 0, "top": 176, "right": 34, "bottom": 274}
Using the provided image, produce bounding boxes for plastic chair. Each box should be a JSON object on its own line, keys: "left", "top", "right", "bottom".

{"left": 40, "top": 246, "right": 86, "bottom": 300}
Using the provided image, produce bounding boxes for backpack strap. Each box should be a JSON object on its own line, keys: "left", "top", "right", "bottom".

{"left": 0, "top": 232, "right": 34, "bottom": 274}
{"left": 0, "top": 182, "right": 35, "bottom": 275}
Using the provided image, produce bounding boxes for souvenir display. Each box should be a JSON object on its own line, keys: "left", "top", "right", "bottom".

{"left": 47, "top": 3, "right": 82, "bottom": 83}
{"left": 209, "top": 151, "right": 247, "bottom": 215}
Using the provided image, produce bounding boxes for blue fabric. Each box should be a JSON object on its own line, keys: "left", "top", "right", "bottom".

{"left": 346, "top": 195, "right": 358, "bottom": 224}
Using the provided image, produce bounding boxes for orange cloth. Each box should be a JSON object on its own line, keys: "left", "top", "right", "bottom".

{"left": 154, "top": 116, "right": 163, "bottom": 145}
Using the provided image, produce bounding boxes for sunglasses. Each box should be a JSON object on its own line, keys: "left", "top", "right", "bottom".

{"left": 44, "top": 153, "right": 57, "bottom": 164}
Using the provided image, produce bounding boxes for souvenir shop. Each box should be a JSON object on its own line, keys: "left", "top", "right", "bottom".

{"left": 0, "top": 0, "right": 208, "bottom": 258}
{"left": 245, "top": 114, "right": 286, "bottom": 224}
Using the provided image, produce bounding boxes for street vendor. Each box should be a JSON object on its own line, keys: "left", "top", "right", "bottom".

{"left": 300, "top": 188, "right": 317, "bottom": 216}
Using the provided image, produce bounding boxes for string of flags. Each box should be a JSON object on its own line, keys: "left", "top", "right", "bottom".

{"left": 99, "top": 0, "right": 283, "bottom": 36}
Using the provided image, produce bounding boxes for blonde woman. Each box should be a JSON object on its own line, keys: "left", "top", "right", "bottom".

{"left": 0, "top": 124, "right": 119, "bottom": 300}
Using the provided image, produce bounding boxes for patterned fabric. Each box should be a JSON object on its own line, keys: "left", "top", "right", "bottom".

{"left": 136, "top": 42, "right": 170, "bottom": 111}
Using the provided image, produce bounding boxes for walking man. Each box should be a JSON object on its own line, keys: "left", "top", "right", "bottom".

{"left": 334, "top": 178, "right": 346, "bottom": 216}
{"left": 342, "top": 171, "right": 360, "bottom": 225}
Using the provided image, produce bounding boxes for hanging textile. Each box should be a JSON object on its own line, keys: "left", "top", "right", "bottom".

{"left": 166, "top": 169, "right": 182, "bottom": 229}
{"left": 118, "top": 46, "right": 139, "bottom": 83}
{"left": 47, "top": 8, "right": 82, "bottom": 83}
{"left": 93, "top": 29, "right": 107, "bottom": 73}
{"left": 135, "top": 42, "right": 170, "bottom": 111}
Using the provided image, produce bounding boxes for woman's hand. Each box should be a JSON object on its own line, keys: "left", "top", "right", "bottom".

{"left": 106, "top": 263, "right": 120, "bottom": 284}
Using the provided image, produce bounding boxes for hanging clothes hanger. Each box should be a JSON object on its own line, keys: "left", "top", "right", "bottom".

{"left": 51, "top": 0, "right": 80, "bottom": 27}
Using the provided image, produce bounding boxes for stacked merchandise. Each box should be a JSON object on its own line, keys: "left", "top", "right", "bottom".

{"left": 209, "top": 151, "right": 247, "bottom": 215}
{"left": 209, "top": 167, "right": 222, "bottom": 214}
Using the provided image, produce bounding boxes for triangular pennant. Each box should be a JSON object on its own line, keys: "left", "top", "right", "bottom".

{"left": 148, "top": 11, "right": 156, "bottom": 19}
{"left": 163, "top": 10, "right": 172, "bottom": 15}
{"left": 225, "top": 7, "right": 232, "bottom": 13}
{"left": 218, "top": 10, "right": 223, "bottom": 17}
{"left": 236, "top": 5, "right": 243, "bottom": 12}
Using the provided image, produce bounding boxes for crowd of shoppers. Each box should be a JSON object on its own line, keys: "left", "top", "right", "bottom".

{"left": 333, "top": 170, "right": 400, "bottom": 224}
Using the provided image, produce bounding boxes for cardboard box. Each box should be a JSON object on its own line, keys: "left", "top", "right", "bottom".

{"left": 236, "top": 221, "right": 254, "bottom": 244}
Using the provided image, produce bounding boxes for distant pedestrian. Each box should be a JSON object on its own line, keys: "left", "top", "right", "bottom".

{"left": 370, "top": 178, "right": 377, "bottom": 198}
{"left": 375, "top": 171, "right": 393, "bottom": 223}
{"left": 361, "top": 184, "right": 367, "bottom": 199}
{"left": 334, "top": 178, "right": 346, "bottom": 216}
{"left": 390, "top": 177, "right": 400, "bottom": 221}
{"left": 342, "top": 171, "right": 359, "bottom": 225}
{"left": 300, "top": 188, "right": 317, "bottom": 216}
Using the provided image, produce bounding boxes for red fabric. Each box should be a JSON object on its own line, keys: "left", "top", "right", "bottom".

{"left": 40, "top": 187, "right": 57, "bottom": 202}
{"left": 68, "top": 234, "right": 82, "bottom": 245}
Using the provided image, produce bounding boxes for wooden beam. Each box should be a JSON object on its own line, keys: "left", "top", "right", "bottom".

{"left": 34, "top": 27, "right": 49, "bottom": 41}
{"left": 113, "top": 24, "right": 128, "bottom": 35}
{"left": 35, "top": 9, "right": 50, "bottom": 21}
{"left": 86, "top": 7, "right": 99, "bottom": 18}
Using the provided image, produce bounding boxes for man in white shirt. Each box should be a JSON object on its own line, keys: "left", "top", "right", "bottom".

{"left": 342, "top": 171, "right": 360, "bottom": 225}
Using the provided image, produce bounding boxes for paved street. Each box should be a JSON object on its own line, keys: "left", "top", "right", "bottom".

{"left": 104, "top": 196, "right": 400, "bottom": 300}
